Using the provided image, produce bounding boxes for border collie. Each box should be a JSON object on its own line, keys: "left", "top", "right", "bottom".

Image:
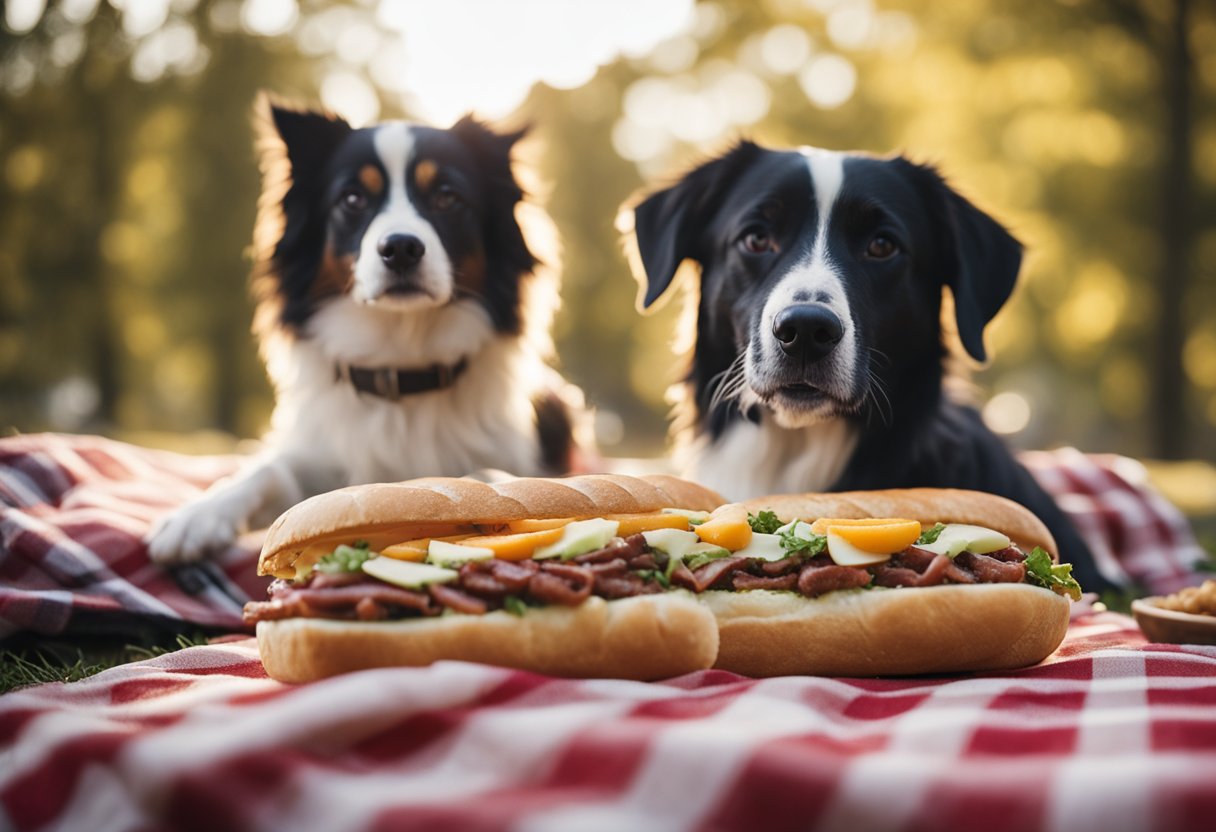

{"left": 626, "top": 140, "right": 1116, "bottom": 593}
{"left": 147, "top": 96, "right": 587, "bottom": 564}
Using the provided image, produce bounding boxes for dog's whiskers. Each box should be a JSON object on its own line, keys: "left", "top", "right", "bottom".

{"left": 868, "top": 347, "right": 893, "bottom": 369}
{"left": 864, "top": 368, "right": 893, "bottom": 428}
{"left": 706, "top": 354, "right": 749, "bottom": 415}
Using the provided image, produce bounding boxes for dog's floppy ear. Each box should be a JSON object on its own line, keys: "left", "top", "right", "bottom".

{"left": 451, "top": 116, "right": 529, "bottom": 200}
{"left": 255, "top": 92, "right": 352, "bottom": 183}
{"left": 450, "top": 115, "right": 537, "bottom": 271}
{"left": 450, "top": 115, "right": 538, "bottom": 333}
{"left": 629, "top": 141, "right": 761, "bottom": 309}
{"left": 902, "top": 160, "right": 1023, "bottom": 363}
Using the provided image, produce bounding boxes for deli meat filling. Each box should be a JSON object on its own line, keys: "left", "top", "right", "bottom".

{"left": 244, "top": 535, "right": 1031, "bottom": 624}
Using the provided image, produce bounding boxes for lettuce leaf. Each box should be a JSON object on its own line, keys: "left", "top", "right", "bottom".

{"left": 315, "top": 543, "right": 375, "bottom": 575}
{"left": 684, "top": 547, "right": 732, "bottom": 572}
{"left": 1024, "top": 546, "right": 1083, "bottom": 601}
{"left": 634, "top": 569, "right": 671, "bottom": 589}
{"left": 779, "top": 525, "right": 827, "bottom": 557}
{"left": 748, "top": 511, "right": 784, "bottom": 534}
{"left": 503, "top": 595, "right": 528, "bottom": 616}
{"left": 917, "top": 523, "right": 946, "bottom": 545}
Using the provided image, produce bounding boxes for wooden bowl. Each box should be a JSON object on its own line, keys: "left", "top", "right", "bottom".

{"left": 1131, "top": 597, "right": 1216, "bottom": 645}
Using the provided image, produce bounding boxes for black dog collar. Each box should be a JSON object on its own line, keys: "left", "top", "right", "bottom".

{"left": 335, "top": 358, "right": 469, "bottom": 401}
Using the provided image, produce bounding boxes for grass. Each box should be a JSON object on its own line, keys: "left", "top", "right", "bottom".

{"left": 1, "top": 633, "right": 212, "bottom": 696}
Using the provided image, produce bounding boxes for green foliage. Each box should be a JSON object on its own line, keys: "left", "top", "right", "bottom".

{"left": 0, "top": 0, "right": 1212, "bottom": 464}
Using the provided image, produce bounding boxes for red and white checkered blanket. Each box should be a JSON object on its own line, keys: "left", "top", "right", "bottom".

{"left": 2, "top": 434, "right": 1214, "bottom": 829}
{"left": 0, "top": 434, "right": 266, "bottom": 639}
{"left": 2, "top": 613, "right": 1214, "bottom": 832}
{"left": 0, "top": 434, "right": 1207, "bottom": 640}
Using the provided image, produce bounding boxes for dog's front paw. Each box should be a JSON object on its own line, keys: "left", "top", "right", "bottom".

{"left": 145, "top": 497, "right": 246, "bottom": 565}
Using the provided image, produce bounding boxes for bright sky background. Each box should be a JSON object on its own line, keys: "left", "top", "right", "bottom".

{"left": 289, "top": 0, "right": 699, "bottom": 127}
{"left": 5, "top": 0, "right": 698, "bottom": 126}
{"left": 372, "top": 0, "right": 697, "bottom": 126}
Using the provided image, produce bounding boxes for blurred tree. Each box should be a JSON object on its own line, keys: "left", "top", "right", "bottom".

{"left": 0, "top": 0, "right": 1212, "bottom": 463}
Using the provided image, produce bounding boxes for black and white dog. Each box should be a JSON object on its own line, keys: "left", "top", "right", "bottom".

{"left": 148, "top": 97, "right": 586, "bottom": 564}
{"left": 627, "top": 140, "right": 1116, "bottom": 593}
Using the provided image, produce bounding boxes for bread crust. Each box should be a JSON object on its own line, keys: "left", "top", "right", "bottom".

{"left": 742, "top": 488, "right": 1058, "bottom": 557}
{"left": 706, "top": 583, "right": 1070, "bottom": 677}
{"left": 257, "top": 593, "right": 720, "bottom": 682}
{"left": 722, "top": 489, "right": 1069, "bottom": 676}
{"left": 259, "top": 474, "right": 725, "bottom": 578}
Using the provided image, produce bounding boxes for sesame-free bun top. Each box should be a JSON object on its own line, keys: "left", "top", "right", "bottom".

{"left": 742, "top": 488, "right": 1058, "bottom": 558}
{"left": 258, "top": 474, "right": 726, "bottom": 579}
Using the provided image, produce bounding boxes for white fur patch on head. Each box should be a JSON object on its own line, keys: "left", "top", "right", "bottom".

{"left": 747, "top": 147, "right": 859, "bottom": 425}
{"left": 352, "top": 123, "right": 453, "bottom": 307}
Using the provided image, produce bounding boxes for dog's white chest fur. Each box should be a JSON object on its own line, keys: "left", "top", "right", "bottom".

{"left": 265, "top": 299, "right": 545, "bottom": 484}
{"left": 688, "top": 416, "right": 858, "bottom": 501}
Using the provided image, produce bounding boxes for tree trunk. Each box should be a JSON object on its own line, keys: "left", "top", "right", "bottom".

{"left": 1152, "top": 0, "right": 1192, "bottom": 459}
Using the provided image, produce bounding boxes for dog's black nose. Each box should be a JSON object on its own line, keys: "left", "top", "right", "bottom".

{"left": 378, "top": 234, "right": 426, "bottom": 272}
{"left": 773, "top": 304, "right": 844, "bottom": 360}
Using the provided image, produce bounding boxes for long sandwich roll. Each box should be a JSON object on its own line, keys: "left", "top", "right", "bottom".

{"left": 246, "top": 474, "right": 726, "bottom": 683}
{"left": 703, "top": 489, "right": 1081, "bottom": 676}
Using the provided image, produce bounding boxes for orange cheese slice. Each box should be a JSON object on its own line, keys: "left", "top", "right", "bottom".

{"left": 451, "top": 527, "right": 566, "bottom": 561}
{"left": 504, "top": 517, "right": 574, "bottom": 534}
{"left": 810, "top": 518, "right": 921, "bottom": 554}
{"left": 694, "top": 504, "right": 752, "bottom": 552}
{"left": 381, "top": 534, "right": 475, "bottom": 562}
{"left": 379, "top": 544, "right": 428, "bottom": 562}
{"left": 603, "top": 513, "right": 690, "bottom": 536}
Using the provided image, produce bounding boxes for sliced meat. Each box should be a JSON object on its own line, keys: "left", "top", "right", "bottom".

{"left": 627, "top": 553, "right": 658, "bottom": 571}
{"left": 733, "top": 572, "right": 799, "bottom": 591}
{"left": 458, "top": 559, "right": 540, "bottom": 597}
{"left": 529, "top": 563, "right": 594, "bottom": 605}
{"left": 595, "top": 573, "right": 662, "bottom": 599}
{"left": 759, "top": 556, "right": 803, "bottom": 577}
{"left": 955, "top": 552, "right": 1026, "bottom": 583}
{"left": 798, "top": 564, "right": 871, "bottom": 597}
{"left": 292, "top": 582, "right": 440, "bottom": 614}
{"left": 879, "top": 548, "right": 982, "bottom": 586}
{"left": 308, "top": 571, "right": 370, "bottom": 590}
{"left": 587, "top": 558, "right": 628, "bottom": 576}
{"left": 983, "top": 546, "right": 1027, "bottom": 563}
{"left": 896, "top": 546, "right": 939, "bottom": 572}
{"left": 243, "top": 596, "right": 316, "bottom": 623}
{"left": 943, "top": 561, "right": 977, "bottom": 583}
{"left": 457, "top": 569, "right": 511, "bottom": 599}
{"left": 484, "top": 559, "right": 539, "bottom": 590}
{"left": 620, "top": 533, "right": 648, "bottom": 558}
{"left": 669, "top": 563, "right": 696, "bottom": 590}
{"left": 355, "top": 598, "right": 387, "bottom": 620}
{"left": 429, "top": 583, "right": 490, "bottom": 615}
{"left": 871, "top": 565, "right": 922, "bottom": 588}
{"left": 688, "top": 557, "right": 750, "bottom": 592}
{"left": 917, "top": 554, "right": 952, "bottom": 586}
{"left": 572, "top": 533, "right": 647, "bottom": 565}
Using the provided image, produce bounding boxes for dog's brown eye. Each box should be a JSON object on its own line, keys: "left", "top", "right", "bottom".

{"left": 741, "top": 230, "right": 774, "bottom": 254}
{"left": 433, "top": 185, "right": 459, "bottom": 211}
{"left": 339, "top": 188, "right": 367, "bottom": 213}
{"left": 866, "top": 235, "right": 898, "bottom": 259}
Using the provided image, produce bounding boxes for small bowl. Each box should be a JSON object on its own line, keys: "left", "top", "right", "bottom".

{"left": 1131, "top": 597, "right": 1216, "bottom": 645}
